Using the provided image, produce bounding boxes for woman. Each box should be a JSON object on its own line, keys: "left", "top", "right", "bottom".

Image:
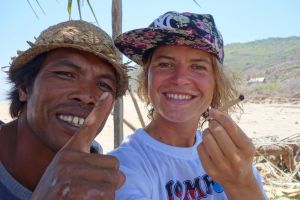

{"left": 110, "top": 11, "right": 267, "bottom": 199}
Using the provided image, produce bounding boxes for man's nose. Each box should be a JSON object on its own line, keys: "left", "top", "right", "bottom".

{"left": 69, "top": 83, "right": 100, "bottom": 106}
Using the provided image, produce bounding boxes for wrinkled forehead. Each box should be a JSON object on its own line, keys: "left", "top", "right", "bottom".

{"left": 42, "top": 48, "right": 117, "bottom": 79}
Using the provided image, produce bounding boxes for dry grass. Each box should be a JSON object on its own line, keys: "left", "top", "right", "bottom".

{"left": 254, "top": 134, "right": 300, "bottom": 199}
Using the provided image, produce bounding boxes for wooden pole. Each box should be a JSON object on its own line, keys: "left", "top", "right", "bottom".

{"left": 128, "top": 88, "right": 145, "bottom": 127}
{"left": 112, "top": 0, "right": 123, "bottom": 148}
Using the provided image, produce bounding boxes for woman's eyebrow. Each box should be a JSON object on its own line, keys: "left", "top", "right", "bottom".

{"left": 153, "top": 55, "right": 175, "bottom": 61}
{"left": 190, "top": 58, "right": 211, "bottom": 64}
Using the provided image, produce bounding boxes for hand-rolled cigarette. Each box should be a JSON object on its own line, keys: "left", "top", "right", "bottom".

{"left": 219, "top": 94, "right": 244, "bottom": 112}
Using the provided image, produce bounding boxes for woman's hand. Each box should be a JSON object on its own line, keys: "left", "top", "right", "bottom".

{"left": 198, "top": 108, "right": 264, "bottom": 200}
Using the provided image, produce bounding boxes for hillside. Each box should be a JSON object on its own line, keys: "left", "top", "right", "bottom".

{"left": 224, "top": 36, "right": 300, "bottom": 100}
{"left": 128, "top": 36, "right": 300, "bottom": 102}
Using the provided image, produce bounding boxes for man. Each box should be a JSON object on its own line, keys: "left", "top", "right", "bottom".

{"left": 0, "top": 20, "right": 128, "bottom": 199}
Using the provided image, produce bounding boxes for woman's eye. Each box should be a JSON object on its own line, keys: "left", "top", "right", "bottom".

{"left": 192, "top": 64, "right": 206, "bottom": 71}
{"left": 54, "top": 71, "right": 74, "bottom": 78}
{"left": 158, "top": 62, "right": 172, "bottom": 68}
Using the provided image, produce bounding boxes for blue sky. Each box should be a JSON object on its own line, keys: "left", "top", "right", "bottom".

{"left": 1, "top": 0, "right": 300, "bottom": 100}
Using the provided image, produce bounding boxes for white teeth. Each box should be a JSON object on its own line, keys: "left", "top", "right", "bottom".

{"left": 72, "top": 116, "right": 79, "bottom": 125}
{"left": 166, "top": 93, "right": 192, "bottom": 100}
{"left": 58, "top": 114, "right": 85, "bottom": 127}
{"left": 79, "top": 118, "right": 84, "bottom": 125}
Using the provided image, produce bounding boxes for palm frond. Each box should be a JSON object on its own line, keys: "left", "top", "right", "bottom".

{"left": 87, "top": 0, "right": 99, "bottom": 25}
{"left": 67, "top": 0, "right": 72, "bottom": 20}
{"left": 26, "top": 0, "right": 39, "bottom": 19}
{"left": 192, "top": 0, "right": 201, "bottom": 8}
{"left": 77, "top": 0, "right": 82, "bottom": 20}
{"left": 35, "top": 0, "right": 46, "bottom": 15}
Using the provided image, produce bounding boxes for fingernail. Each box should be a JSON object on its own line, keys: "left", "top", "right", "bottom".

{"left": 99, "top": 92, "right": 109, "bottom": 100}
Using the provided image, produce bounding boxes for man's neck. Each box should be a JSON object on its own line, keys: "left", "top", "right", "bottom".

{"left": 0, "top": 116, "right": 54, "bottom": 191}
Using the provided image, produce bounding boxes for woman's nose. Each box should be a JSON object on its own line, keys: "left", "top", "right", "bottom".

{"left": 171, "top": 66, "right": 190, "bottom": 85}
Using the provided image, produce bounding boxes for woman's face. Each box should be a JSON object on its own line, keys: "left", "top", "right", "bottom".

{"left": 147, "top": 45, "right": 215, "bottom": 125}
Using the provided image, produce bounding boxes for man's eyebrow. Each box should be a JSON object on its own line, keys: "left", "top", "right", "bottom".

{"left": 48, "top": 59, "right": 81, "bottom": 70}
{"left": 100, "top": 74, "right": 116, "bottom": 82}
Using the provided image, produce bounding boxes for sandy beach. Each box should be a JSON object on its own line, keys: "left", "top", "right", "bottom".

{"left": 1, "top": 95, "right": 299, "bottom": 153}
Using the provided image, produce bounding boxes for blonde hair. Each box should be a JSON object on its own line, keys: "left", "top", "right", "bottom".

{"left": 137, "top": 48, "right": 240, "bottom": 121}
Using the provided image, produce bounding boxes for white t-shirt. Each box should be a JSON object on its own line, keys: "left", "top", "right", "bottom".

{"left": 110, "top": 128, "right": 267, "bottom": 200}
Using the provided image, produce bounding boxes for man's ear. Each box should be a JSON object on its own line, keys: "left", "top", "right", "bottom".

{"left": 18, "top": 86, "right": 28, "bottom": 102}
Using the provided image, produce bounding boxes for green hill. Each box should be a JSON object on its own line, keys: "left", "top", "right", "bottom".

{"left": 128, "top": 36, "right": 300, "bottom": 100}
{"left": 224, "top": 36, "right": 300, "bottom": 99}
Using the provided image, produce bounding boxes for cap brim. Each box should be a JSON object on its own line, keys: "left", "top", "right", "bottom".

{"left": 114, "top": 28, "right": 219, "bottom": 66}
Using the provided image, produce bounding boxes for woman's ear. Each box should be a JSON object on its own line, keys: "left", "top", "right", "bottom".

{"left": 18, "top": 86, "right": 28, "bottom": 102}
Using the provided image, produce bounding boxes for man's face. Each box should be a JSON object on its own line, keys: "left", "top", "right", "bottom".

{"left": 22, "top": 48, "right": 116, "bottom": 152}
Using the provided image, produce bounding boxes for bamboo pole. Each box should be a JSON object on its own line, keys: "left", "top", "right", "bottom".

{"left": 112, "top": 0, "right": 123, "bottom": 148}
{"left": 128, "top": 88, "right": 145, "bottom": 127}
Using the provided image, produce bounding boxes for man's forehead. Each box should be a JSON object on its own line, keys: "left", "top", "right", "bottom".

{"left": 42, "top": 48, "right": 115, "bottom": 76}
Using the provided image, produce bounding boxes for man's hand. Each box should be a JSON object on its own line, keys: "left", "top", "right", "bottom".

{"left": 31, "top": 92, "right": 125, "bottom": 200}
{"left": 198, "top": 108, "right": 264, "bottom": 200}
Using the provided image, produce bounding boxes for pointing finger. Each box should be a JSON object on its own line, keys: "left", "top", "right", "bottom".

{"left": 62, "top": 92, "right": 113, "bottom": 153}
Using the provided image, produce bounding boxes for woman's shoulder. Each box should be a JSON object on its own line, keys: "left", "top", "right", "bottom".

{"left": 109, "top": 129, "right": 145, "bottom": 159}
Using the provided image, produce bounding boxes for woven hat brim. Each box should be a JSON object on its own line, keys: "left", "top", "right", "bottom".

{"left": 115, "top": 28, "right": 220, "bottom": 66}
{"left": 10, "top": 43, "right": 128, "bottom": 97}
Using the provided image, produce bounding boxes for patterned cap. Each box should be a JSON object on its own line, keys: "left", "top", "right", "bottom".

{"left": 10, "top": 20, "right": 128, "bottom": 97}
{"left": 115, "top": 11, "right": 224, "bottom": 65}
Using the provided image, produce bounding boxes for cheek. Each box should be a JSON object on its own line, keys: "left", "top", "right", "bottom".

{"left": 196, "top": 75, "right": 215, "bottom": 96}
{"left": 147, "top": 70, "right": 162, "bottom": 100}
{"left": 206, "top": 77, "right": 216, "bottom": 101}
{"left": 147, "top": 69, "right": 154, "bottom": 97}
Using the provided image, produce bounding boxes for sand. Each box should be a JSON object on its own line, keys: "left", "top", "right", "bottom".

{"left": 0, "top": 96, "right": 299, "bottom": 153}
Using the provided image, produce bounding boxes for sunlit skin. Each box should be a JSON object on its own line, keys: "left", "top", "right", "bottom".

{"left": 145, "top": 45, "right": 215, "bottom": 147}
{"left": 0, "top": 48, "right": 117, "bottom": 191}
{"left": 23, "top": 48, "right": 117, "bottom": 153}
{"left": 144, "top": 45, "right": 264, "bottom": 199}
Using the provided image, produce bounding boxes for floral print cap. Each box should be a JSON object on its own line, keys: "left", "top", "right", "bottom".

{"left": 115, "top": 11, "right": 224, "bottom": 65}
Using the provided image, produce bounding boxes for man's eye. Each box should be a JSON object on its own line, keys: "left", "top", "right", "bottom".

{"left": 98, "top": 82, "right": 113, "bottom": 91}
{"left": 54, "top": 71, "right": 74, "bottom": 78}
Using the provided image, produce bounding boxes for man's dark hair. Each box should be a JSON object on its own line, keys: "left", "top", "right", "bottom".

{"left": 8, "top": 53, "right": 48, "bottom": 118}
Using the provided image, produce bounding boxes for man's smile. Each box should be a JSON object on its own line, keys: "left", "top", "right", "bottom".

{"left": 58, "top": 114, "right": 85, "bottom": 128}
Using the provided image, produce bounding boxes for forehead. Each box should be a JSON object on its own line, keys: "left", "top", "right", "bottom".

{"left": 42, "top": 48, "right": 116, "bottom": 75}
{"left": 152, "top": 45, "right": 212, "bottom": 58}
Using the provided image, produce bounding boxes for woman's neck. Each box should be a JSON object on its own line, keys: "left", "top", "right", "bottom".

{"left": 145, "top": 116, "right": 199, "bottom": 147}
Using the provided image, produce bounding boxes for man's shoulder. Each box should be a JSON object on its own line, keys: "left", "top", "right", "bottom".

{"left": 0, "top": 162, "right": 32, "bottom": 200}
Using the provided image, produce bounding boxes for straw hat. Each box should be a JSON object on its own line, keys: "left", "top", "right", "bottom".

{"left": 115, "top": 11, "right": 224, "bottom": 65}
{"left": 10, "top": 20, "right": 128, "bottom": 97}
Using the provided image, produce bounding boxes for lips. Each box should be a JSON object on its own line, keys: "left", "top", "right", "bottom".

{"left": 58, "top": 114, "right": 85, "bottom": 127}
